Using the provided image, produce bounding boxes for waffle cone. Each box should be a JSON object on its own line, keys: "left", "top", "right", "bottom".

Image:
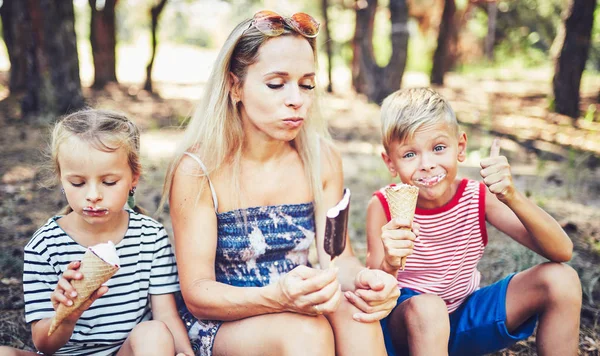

{"left": 48, "top": 249, "right": 119, "bottom": 336}
{"left": 385, "top": 184, "right": 419, "bottom": 270}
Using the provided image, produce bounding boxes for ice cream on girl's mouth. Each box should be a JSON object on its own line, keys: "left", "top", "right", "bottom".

{"left": 83, "top": 207, "right": 109, "bottom": 216}
{"left": 413, "top": 173, "right": 446, "bottom": 187}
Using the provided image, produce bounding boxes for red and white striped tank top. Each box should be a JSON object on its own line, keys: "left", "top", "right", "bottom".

{"left": 374, "top": 178, "right": 488, "bottom": 313}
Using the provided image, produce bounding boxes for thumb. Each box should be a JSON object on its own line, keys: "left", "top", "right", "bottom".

{"left": 490, "top": 138, "right": 500, "bottom": 158}
{"left": 357, "top": 269, "right": 384, "bottom": 290}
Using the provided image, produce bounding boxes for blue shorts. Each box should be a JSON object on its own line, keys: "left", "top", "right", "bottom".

{"left": 380, "top": 274, "right": 538, "bottom": 356}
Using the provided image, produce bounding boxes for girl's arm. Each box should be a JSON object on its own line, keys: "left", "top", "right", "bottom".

{"left": 30, "top": 265, "right": 108, "bottom": 355}
{"left": 171, "top": 156, "right": 340, "bottom": 320}
{"left": 150, "top": 294, "right": 193, "bottom": 356}
{"left": 481, "top": 139, "right": 572, "bottom": 262}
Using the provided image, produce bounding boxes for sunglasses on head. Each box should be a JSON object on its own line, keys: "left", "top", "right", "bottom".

{"left": 247, "top": 10, "right": 320, "bottom": 38}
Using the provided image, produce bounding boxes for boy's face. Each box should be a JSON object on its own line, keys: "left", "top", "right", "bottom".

{"left": 382, "top": 121, "right": 467, "bottom": 208}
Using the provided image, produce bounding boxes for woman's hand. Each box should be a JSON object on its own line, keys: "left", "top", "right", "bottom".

{"left": 380, "top": 218, "right": 419, "bottom": 273}
{"left": 277, "top": 265, "right": 342, "bottom": 316}
{"left": 343, "top": 268, "right": 400, "bottom": 323}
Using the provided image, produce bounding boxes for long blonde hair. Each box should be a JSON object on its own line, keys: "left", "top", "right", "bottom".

{"left": 161, "top": 16, "right": 329, "bottom": 214}
{"left": 46, "top": 109, "right": 145, "bottom": 214}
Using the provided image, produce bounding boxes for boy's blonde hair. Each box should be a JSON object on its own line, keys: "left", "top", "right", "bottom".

{"left": 380, "top": 88, "right": 458, "bottom": 152}
{"left": 161, "top": 15, "right": 328, "bottom": 213}
{"left": 46, "top": 109, "right": 143, "bottom": 213}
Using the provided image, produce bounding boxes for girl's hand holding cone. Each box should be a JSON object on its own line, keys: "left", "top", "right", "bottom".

{"left": 50, "top": 260, "right": 109, "bottom": 328}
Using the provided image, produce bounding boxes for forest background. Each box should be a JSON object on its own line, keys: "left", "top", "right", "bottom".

{"left": 0, "top": 0, "right": 599, "bottom": 354}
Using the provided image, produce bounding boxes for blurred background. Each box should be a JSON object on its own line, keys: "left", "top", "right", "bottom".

{"left": 0, "top": 0, "right": 599, "bottom": 354}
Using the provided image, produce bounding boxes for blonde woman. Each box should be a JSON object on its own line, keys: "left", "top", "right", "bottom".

{"left": 162, "top": 10, "right": 400, "bottom": 356}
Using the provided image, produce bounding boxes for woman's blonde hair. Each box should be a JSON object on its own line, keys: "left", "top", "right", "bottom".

{"left": 380, "top": 87, "right": 459, "bottom": 152}
{"left": 46, "top": 109, "right": 144, "bottom": 214}
{"left": 161, "top": 16, "right": 328, "bottom": 214}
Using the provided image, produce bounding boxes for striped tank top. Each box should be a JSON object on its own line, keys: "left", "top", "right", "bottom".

{"left": 374, "top": 178, "right": 488, "bottom": 312}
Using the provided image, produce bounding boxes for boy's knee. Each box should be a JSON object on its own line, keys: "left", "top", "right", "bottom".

{"left": 403, "top": 294, "right": 449, "bottom": 330}
{"left": 536, "top": 263, "right": 582, "bottom": 303}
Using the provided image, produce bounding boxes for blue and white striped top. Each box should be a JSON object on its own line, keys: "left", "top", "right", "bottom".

{"left": 23, "top": 211, "right": 180, "bottom": 356}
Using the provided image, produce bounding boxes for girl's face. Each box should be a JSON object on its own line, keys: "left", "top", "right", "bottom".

{"left": 235, "top": 35, "right": 316, "bottom": 142}
{"left": 382, "top": 122, "right": 467, "bottom": 209}
{"left": 58, "top": 135, "right": 139, "bottom": 226}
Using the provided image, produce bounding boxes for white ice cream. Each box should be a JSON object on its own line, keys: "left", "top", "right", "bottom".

{"left": 89, "top": 241, "right": 120, "bottom": 267}
{"left": 326, "top": 188, "right": 351, "bottom": 218}
{"left": 389, "top": 183, "right": 419, "bottom": 193}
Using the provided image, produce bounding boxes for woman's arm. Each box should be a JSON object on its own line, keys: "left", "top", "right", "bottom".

{"left": 150, "top": 294, "right": 193, "bottom": 355}
{"left": 314, "top": 141, "right": 399, "bottom": 322}
{"left": 171, "top": 156, "right": 339, "bottom": 320}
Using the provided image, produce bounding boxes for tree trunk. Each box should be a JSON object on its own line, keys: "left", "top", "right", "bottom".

{"left": 1, "top": 0, "right": 28, "bottom": 93}
{"left": 485, "top": 1, "right": 497, "bottom": 61}
{"left": 352, "top": 0, "right": 409, "bottom": 104}
{"left": 321, "top": 0, "right": 333, "bottom": 93}
{"left": 552, "top": 0, "right": 596, "bottom": 119}
{"left": 144, "top": 0, "right": 168, "bottom": 92}
{"left": 18, "top": 0, "right": 84, "bottom": 120}
{"left": 430, "top": 0, "right": 456, "bottom": 85}
{"left": 89, "top": 0, "right": 118, "bottom": 88}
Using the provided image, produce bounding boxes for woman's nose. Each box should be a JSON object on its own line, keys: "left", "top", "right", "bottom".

{"left": 284, "top": 85, "right": 304, "bottom": 108}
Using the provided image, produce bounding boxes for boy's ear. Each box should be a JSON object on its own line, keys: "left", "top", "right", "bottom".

{"left": 229, "top": 72, "right": 241, "bottom": 103}
{"left": 457, "top": 132, "right": 467, "bottom": 162}
{"left": 381, "top": 151, "right": 398, "bottom": 177}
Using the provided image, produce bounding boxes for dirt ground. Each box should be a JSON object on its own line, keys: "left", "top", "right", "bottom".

{"left": 1, "top": 69, "right": 599, "bottom": 355}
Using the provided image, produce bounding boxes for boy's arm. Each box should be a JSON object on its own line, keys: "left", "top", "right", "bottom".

{"left": 485, "top": 188, "right": 572, "bottom": 261}
{"left": 150, "top": 294, "right": 193, "bottom": 356}
{"left": 482, "top": 139, "right": 572, "bottom": 262}
{"left": 366, "top": 195, "right": 417, "bottom": 276}
{"left": 366, "top": 196, "right": 395, "bottom": 275}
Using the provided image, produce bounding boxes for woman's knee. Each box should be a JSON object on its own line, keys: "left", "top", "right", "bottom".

{"left": 279, "top": 314, "right": 334, "bottom": 355}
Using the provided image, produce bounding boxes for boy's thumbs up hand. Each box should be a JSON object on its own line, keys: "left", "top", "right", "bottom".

{"left": 480, "top": 138, "right": 515, "bottom": 203}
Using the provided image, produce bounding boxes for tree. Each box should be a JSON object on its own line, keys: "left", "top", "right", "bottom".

{"left": 352, "top": 0, "right": 409, "bottom": 104}
{"left": 7, "top": 0, "right": 84, "bottom": 120}
{"left": 552, "top": 0, "right": 597, "bottom": 119}
{"left": 0, "top": 0, "right": 27, "bottom": 93}
{"left": 321, "top": 0, "right": 333, "bottom": 93}
{"left": 144, "top": 0, "right": 168, "bottom": 93}
{"left": 89, "top": 0, "right": 118, "bottom": 88}
{"left": 430, "top": 0, "right": 457, "bottom": 85}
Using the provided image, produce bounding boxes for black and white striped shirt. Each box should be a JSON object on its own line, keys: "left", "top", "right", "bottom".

{"left": 23, "top": 211, "right": 180, "bottom": 356}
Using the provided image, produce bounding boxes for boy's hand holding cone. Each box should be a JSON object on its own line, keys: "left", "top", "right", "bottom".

{"left": 48, "top": 242, "right": 120, "bottom": 336}
{"left": 381, "top": 184, "right": 419, "bottom": 274}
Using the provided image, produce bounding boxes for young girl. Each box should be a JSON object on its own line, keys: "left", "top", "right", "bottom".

{"left": 162, "top": 10, "right": 400, "bottom": 356}
{"left": 14, "top": 110, "right": 193, "bottom": 356}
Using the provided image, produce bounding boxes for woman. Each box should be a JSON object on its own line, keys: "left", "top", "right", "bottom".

{"left": 162, "top": 11, "right": 400, "bottom": 356}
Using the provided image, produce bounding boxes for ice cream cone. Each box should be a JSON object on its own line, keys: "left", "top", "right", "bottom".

{"left": 48, "top": 249, "right": 119, "bottom": 336}
{"left": 385, "top": 184, "right": 419, "bottom": 271}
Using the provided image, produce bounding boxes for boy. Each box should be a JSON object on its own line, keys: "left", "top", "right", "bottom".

{"left": 366, "top": 88, "right": 581, "bottom": 356}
